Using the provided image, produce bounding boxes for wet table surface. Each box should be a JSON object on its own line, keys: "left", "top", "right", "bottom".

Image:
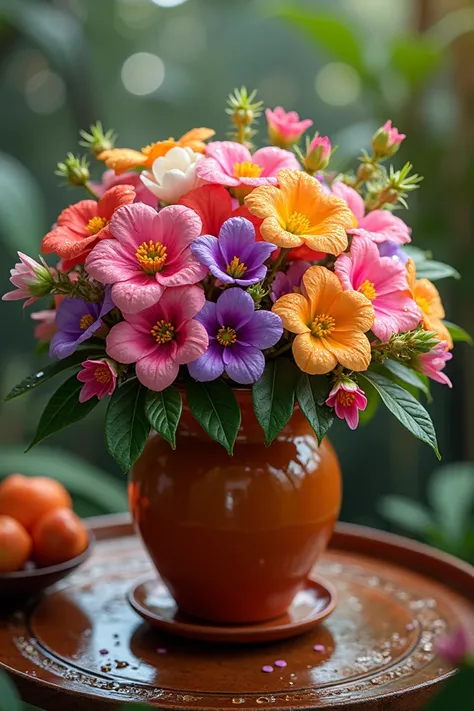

{"left": 1, "top": 514, "right": 473, "bottom": 711}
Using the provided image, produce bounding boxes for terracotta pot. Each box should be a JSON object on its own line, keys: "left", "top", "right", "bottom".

{"left": 130, "top": 390, "right": 342, "bottom": 624}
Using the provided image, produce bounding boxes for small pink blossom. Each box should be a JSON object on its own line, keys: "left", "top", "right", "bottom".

{"left": 437, "top": 628, "right": 471, "bottom": 665}
{"left": 417, "top": 341, "right": 452, "bottom": 387}
{"left": 196, "top": 141, "right": 300, "bottom": 191}
{"left": 106, "top": 285, "right": 208, "bottom": 391}
{"left": 332, "top": 182, "right": 411, "bottom": 245}
{"left": 2, "top": 252, "right": 55, "bottom": 307}
{"left": 77, "top": 359, "right": 118, "bottom": 403}
{"left": 372, "top": 120, "right": 405, "bottom": 158}
{"left": 304, "top": 135, "right": 332, "bottom": 172}
{"left": 31, "top": 309, "right": 57, "bottom": 342}
{"left": 93, "top": 169, "right": 157, "bottom": 207}
{"left": 265, "top": 106, "right": 313, "bottom": 147}
{"left": 326, "top": 379, "right": 367, "bottom": 430}
{"left": 335, "top": 235, "right": 421, "bottom": 342}
{"left": 85, "top": 204, "right": 207, "bottom": 314}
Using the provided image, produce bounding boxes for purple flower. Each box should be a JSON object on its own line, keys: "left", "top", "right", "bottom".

{"left": 188, "top": 288, "right": 283, "bottom": 384}
{"left": 49, "top": 290, "right": 114, "bottom": 359}
{"left": 378, "top": 240, "right": 409, "bottom": 264}
{"left": 271, "top": 261, "right": 311, "bottom": 302}
{"left": 190, "top": 217, "right": 277, "bottom": 286}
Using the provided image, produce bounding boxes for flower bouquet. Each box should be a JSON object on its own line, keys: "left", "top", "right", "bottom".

{"left": 3, "top": 87, "right": 464, "bottom": 469}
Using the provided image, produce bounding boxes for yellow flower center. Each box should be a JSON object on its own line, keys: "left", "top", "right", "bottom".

{"left": 338, "top": 390, "right": 356, "bottom": 407}
{"left": 136, "top": 240, "right": 167, "bottom": 274}
{"left": 80, "top": 314, "right": 95, "bottom": 330}
{"left": 233, "top": 161, "right": 263, "bottom": 179}
{"left": 311, "top": 314, "right": 336, "bottom": 338}
{"left": 286, "top": 211, "right": 311, "bottom": 235}
{"left": 150, "top": 320, "right": 175, "bottom": 344}
{"left": 86, "top": 216, "right": 108, "bottom": 235}
{"left": 94, "top": 365, "right": 111, "bottom": 385}
{"left": 216, "top": 326, "right": 237, "bottom": 347}
{"left": 358, "top": 279, "right": 377, "bottom": 301}
{"left": 416, "top": 295, "right": 430, "bottom": 314}
{"left": 226, "top": 256, "right": 248, "bottom": 279}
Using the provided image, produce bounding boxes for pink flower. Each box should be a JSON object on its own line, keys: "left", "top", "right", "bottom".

{"left": 417, "top": 341, "right": 452, "bottom": 387}
{"left": 31, "top": 309, "right": 57, "bottom": 342}
{"left": 335, "top": 235, "right": 421, "bottom": 342}
{"left": 265, "top": 106, "right": 313, "bottom": 148}
{"left": 85, "top": 204, "right": 207, "bottom": 314}
{"left": 372, "top": 120, "right": 405, "bottom": 159}
{"left": 77, "top": 359, "right": 118, "bottom": 403}
{"left": 326, "top": 379, "right": 367, "bottom": 430}
{"left": 93, "top": 169, "right": 157, "bottom": 207}
{"left": 304, "top": 135, "right": 331, "bottom": 172}
{"left": 332, "top": 181, "right": 411, "bottom": 245}
{"left": 2, "top": 252, "right": 55, "bottom": 307}
{"left": 196, "top": 141, "right": 300, "bottom": 193}
{"left": 106, "top": 286, "right": 208, "bottom": 391}
{"left": 436, "top": 628, "right": 471, "bottom": 665}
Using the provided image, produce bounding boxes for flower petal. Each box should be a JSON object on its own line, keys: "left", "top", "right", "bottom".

{"left": 325, "top": 331, "right": 371, "bottom": 371}
{"left": 111, "top": 276, "right": 165, "bottom": 314}
{"left": 218, "top": 217, "right": 256, "bottom": 265}
{"left": 187, "top": 342, "right": 225, "bottom": 381}
{"left": 302, "top": 266, "right": 342, "bottom": 314}
{"left": 155, "top": 204, "right": 202, "bottom": 254}
{"left": 330, "top": 290, "right": 374, "bottom": 333}
{"left": 106, "top": 321, "right": 156, "bottom": 363}
{"left": 293, "top": 332, "right": 337, "bottom": 374}
{"left": 174, "top": 319, "right": 209, "bottom": 365}
{"left": 196, "top": 158, "right": 239, "bottom": 186}
{"left": 252, "top": 146, "right": 300, "bottom": 176}
{"left": 331, "top": 181, "right": 365, "bottom": 222}
{"left": 216, "top": 287, "right": 255, "bottom": 329}
{"left": 189, "top": 234, "right": 221, "bottom": 269}
{"left": 136, "top": 349, "right": 180, "bottom": 391}
{"left": 158, "top": 249, "right": 208, "bottom": 287}
{"left": 109, "top": 203, "right": 159, "bottom": 250}
{"left": 85, "top": 239, "right": 139, "bottom": 283}
{"left": 97, "top": 184, "right": 136, "bottom": 220}
{"left": 179, "top": 184, "right": 233, "bottom": 235}
{"left": 223, "top": 343, "right": 265, "bottom": 384}
{"left": 272, "top": 293, "right": 311, "bottom": 334}
{"left": 240, "top": 310, "right": 283, "bottom": 349}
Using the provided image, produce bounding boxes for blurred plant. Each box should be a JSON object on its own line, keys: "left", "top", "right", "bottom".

{"left": 226, "top": 86, "right": 263, "bottom": 148}
{"left": 378, "top": 462, "right": 474, "bottom": 562}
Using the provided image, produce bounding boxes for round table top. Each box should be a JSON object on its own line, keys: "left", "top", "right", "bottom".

{"left": 1, "top": 514, "right": 473, "bottom": 711}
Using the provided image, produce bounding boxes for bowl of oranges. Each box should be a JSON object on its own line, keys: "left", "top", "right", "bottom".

{"left": 0, "top": 473, "right": 92, "bottom": 598}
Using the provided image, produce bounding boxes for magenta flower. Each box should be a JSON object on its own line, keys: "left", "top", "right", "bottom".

{"left": 326, "top": 378, "right": 367, "bottom": 430}
{"left": 190, "top": 217, "right": 277, "bottom": 286}
{"left": 265, "top": 106, "right": 313, "bottom": 148}
{"left": 437, "top": 628, "right": 471, "bottom": 666}
{"left": 271, "top": 261, "right": 311, "bottom": 302}
{"left": 332, "top": 181, "right": 411, "bottom": 245}
{"left": 372, "top": 120, "right": 406, "bottom": 158}
{"left": 106, "top": 285, "right": 208, "bottom": 391}
{"left": 2, "top": 252, "right": 54, "bottom": 307}
{"left": 77, "top": 359, "right": 117, "bottom": 403}
{"left": 196, "top": 141, "right": 300, "bottom": 191}
{"left": 416, "top": 341, "right": 452, "bottom": 387}
{"left": 85, "top": 204, "right": 207, "bottom": 314}
{"left": 335, "top": 235, "right": 421, "bottom": 342}
{"left": 304, "top": 135, "right": 332, "bottom": 172}
{"left": 188, "top": 288, "right": 283, "bottom": 385}
{"left": 93, "top": 169, "right": 157, "bottom": 207}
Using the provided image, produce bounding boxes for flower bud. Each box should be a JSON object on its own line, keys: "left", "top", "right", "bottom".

{"left": 372, "top": 120, "right": 405, "bottom": 160}
{"left": 2, "top": 253, "right": 55, "bottom": 307}
{"left": 79, "top": 121, "right": 117, "bottom": 158}
{"left": 246, "top": 282, "right": 268, "bottom": 307}
{"left": 304, "top": 134, "right": 332, "bottom": 172}
{"left": 55, "top": 154, "right": 90, "bottom": 187}
{"left": 357, "top": 161, "right": 375, "bottom": 182}
{"left": 266, "top": 107, "right": 313, "bottom": 149}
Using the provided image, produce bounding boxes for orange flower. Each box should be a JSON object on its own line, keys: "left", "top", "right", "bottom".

{"left": 272, "top": 266, "right": 374, "bottom": 374}
{"left": 244, "top": 169, "right": 357, "bottom": 255}
{"left": 98, "top": 128, "right": 215, "bottom": 175}
{"left": 406, "top": 260, "right": 453, "bottom": 349}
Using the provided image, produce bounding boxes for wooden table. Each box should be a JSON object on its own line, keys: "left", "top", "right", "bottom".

{"left": 1, "top": 514, "right": 473, "bottom": 710}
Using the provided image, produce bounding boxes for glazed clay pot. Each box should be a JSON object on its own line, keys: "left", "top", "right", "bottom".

{"left": 131, "top": 390, "right": 341, "bottom": 624}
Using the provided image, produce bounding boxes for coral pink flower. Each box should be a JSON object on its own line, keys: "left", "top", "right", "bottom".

{"left": 332, "top": 181, "right": 411, "bottom": 245}
{"left": 326, "top": 379, "right": 367, "bottom": 430}
{"left": 265, "top": 106, "right": 313, "bottom": 147}
{"left": 2, "top": 252, "right": 54, "bottom": 307}
{"left": 77, "top": 359, "right": 117, "bottom": 403}
{"left": 196, "top": 141, "right": 300, "bottom": 192}
{"left": 106, "top": 285, "right": 208, "bottom": 391}
{"left": 416, "top": 341, "right": 452, "bottom": 387}
{"left": 335, "top": 235, "right": 421, "bottom": 341}
{"left": 41, "top": 185, "right": 136, "bottom": 268}
{"left": 85, "top": 204, "right": 207, "bottom": 314}
{"left": 179, "top": 184, "right": 262, "bottom": 236}
{"left": 93, "top": 169, "right": 157, "bottom": 207}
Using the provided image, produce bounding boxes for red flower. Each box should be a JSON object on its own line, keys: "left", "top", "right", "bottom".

{"left": 41, "top": 185, "right": 135, "bottom": 267}
{"left": 179, "top": 184, "right": 262, "bottom": 236}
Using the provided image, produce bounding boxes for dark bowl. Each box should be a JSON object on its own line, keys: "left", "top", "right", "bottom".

{"left": 0, "top": 531, "right": 94, "bottom": 600}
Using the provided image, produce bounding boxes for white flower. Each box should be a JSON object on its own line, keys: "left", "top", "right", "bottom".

{"left": 141, "top": 146, "right": 204, "bottom": 204}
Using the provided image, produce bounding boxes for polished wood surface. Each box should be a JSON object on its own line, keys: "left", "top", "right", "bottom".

{"left": 1, "top": 514, "right": 473, "bottom": 710}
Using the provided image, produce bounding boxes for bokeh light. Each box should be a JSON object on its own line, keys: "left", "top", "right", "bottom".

{"left": 150, "top": 0, "right": 189, "bottom": 7}
{"left": 25, "top": 69, "right": 66, "bottom": 114}
{"left": 121, "top": 53, "right": 165, "bottom": 96}
{"left": 159, "top": 16, "right": 207, "bottom": 62}
{"left": 314, "top": 62, "right": 361, "bottom": 107}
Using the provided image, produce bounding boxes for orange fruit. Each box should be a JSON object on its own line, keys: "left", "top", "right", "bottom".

{"left": 0, "top": 515, "right": 32, "bottom": 573}
{"left": 32, "top": 508, "right": 88, "bottom": 567}
{"left": 0, "top": 474, "right": 72, "bottom": 531}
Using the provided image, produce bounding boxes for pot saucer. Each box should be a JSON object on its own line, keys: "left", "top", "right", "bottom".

{"left": 128, "top": 574, "right": 337, "bottom": 644}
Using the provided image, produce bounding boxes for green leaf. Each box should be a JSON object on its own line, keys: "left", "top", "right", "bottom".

{"left": 424, "top": 667, "right": 474, "bottom": 711}
{"left": 428, "top": 463, "right": 474, "bottom": 542}
{"left": 389, "top": 36, "right": 442, "bottom": 89}
{"left": 185, "top": 378, "right": 240, "bottom": 455}
{"left": 0, "top": 152, "right": 46, "bottom": 257}
{"left": 4, "top": 349, "right": 105, "bottom": 402}
{"left": 384, "top": 359, "right": 431, "bottom": 399}
{"left": 444, "top": 320, "right": 473, "bottom": 345}
{"left": 295, "top": 374, "right": 333, "bottom": 445}
{"left": 105, "top": 379, "right": 150, "bottom": 473}
{"left": 145, "top": 386, "right": 182, "bottom": 450}
{"left": 414, "top": 260, "right": 460, "bottom": 281}
{"left": 358, "top": 380, "right": 379, "bottom": 426}
{"left": 0, "top": 670, "right": 22, "bottom": 711}
{"left": 378, "top": 495, "right": 433, "bottom": 536}
{"left": 361, "top": 371, "right": 440, "bottom": 459}
{"left": 26, "top": 374, "right": 99, "bottom": 451}
{"left": 253, "top": 360, "right": 298, "bottom": 446}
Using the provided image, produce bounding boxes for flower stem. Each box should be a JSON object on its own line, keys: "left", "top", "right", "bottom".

{"left": 83, "top": 181, "right": 100, "bottom": 201}
{"left": 265, "top": 247, "right": 290, "bottom": 288}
